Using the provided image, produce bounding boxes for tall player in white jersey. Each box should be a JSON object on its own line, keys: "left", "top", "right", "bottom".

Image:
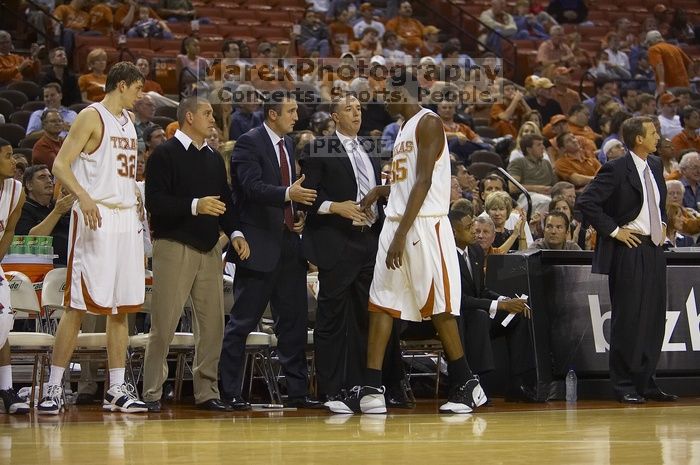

{"left": 37, "top": 62, "right": 148, "bottom": 414}
{"left": 328, "top": 67, "right": 487, "bottom": 415}
{"left": 0, "top": 138, "right": 29, "bottom": 415}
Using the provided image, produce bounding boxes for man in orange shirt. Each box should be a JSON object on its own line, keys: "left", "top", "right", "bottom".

{"left": 550, "top": 66, "right": 580, "bottom": 115}
{"left": 672, "top": 107, "right": 700, "bottom": 153}
{"left": 567, "top": 104, "right": 600, "bottom": 144}
{"left": 0, "top": 31, "right": 40, "bottom": 86}
{"left": 646, "top": 30, "right": 692, "bottom": 96}
{"left": 490, "top": 80, "right": 530, "bottom": 137}
{"left": 554, "top": 132, "right": 601, "bottom": 188}
{"left": 385, "top": 1, "right": 425, "bottom": 55}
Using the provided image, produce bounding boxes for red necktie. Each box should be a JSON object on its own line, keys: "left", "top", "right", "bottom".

{"left": 277, "top": 140, "right": 294, "bottom": 231}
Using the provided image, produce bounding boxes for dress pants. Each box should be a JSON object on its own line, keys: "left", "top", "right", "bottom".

{"left": 142, "top": 239, "right": 224, "bottom": 404}
{"left": 219, "top": 230, "right": 309, "bottom": 399}
{"left": 314, "top": 229, "right": 376, "bottom": 398}
{"left": 608, "top": 236, "right": 666, "bottom": 398}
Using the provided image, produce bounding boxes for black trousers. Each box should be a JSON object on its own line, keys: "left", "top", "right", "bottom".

{"left": 219, "top": 230, "right": 309, "bottom": 399}
{"left": 608, "top": 236, "right": 666, "bottom": 398}
{"left": 460, "top": 309, "right": 534, "bottom": 384}
{"left": 314, "top": 230, "right": 405, "bottom": 397}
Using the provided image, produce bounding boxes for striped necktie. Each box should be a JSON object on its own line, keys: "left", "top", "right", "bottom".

{"left": 643, "top": 165, "right": 663, "bottom": 246}
{"left": 349, "top": 139, "right": 375, "bottom": 225}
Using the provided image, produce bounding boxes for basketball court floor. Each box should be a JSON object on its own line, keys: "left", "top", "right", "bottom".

{"left": 2, "top": 399, "right": 699, "bottom": 464}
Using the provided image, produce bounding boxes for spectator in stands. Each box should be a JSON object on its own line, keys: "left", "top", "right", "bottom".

{"left": 513, "top": 0, "right": 549, "bottom": 40}
{"left": 554, "top": 132, "right": 601, "bottom": 187}
{"left": 589, "top": 50, "right": 630, "bottom": 80}
{"left": 567, "top": 103, "right": 599, "bottom": 145}
{"left": 157, "top": 0, "right": 195, "bottom": 21}
{"left": 126, "top": 5, "right": 172, "bottom": 39}
{"left": 664, "top": 203, "right": 695, "bottom": 248}
{"left": 490, "top": 80, "right": 530, "bottom": 137}
{"left": 632, "top": 54, "right": 657, "bottom": 95}
{"left": 16, "top": 164, "right": 73, "bottom": 265}
{"left": 646, "top": 30, "right": 693, "bottom": 96}
{"left": 452, "top": 161, "right": 478, "bottom": 201}
{"left": 451, "top": 176, "right": 463, "bottom": 203}
{"left": 176, "top": 37, "right": 210, "bottom": 97}
{"left": 485, "top": 190, "right": 528, "bottom": 252}
{"left": 136, "top": 57, "right": 163, "bottom": 94}
{"left": 671, "top": 88, "right": 692, "bottom": 110}
{"left": 53, "top": 0, "right": 113, "bottom": 54}
{"left": 479, "top": 0, "right": 517, "bottom": 56}
{"left": 438, "top": 101, "right": 484, "bottom": 145}
{"left": 658, "top": 93, "right": 682, "bottom": 139}
{"left": 509, "top": 121, "right": 550, "bottom": 163}
{"left": 667, "top": 179, "right": 700, "bottom": 234}
{"left": 602, "top": 139, "right": 626, "bottom": 163}
{"left": 474, "top": 215, "right": 499, "bottom": 255}
{"left": 551, "top": 180, "right": 576, "bottom": 204}
{"left": 13, "top": 155, "right": 27, "bottom": 182}
{"left": 672, "top": 106, "right": 700, "bottom": 153}
{"left": 228, "top": 84, "right": 263, "bottom": 141}
{"left": 0, "top": 31, "right": 41, "bottom": 86}
{"left": 620, "top": 87, "right": 638, "bottom": 114}
{"left": 546, "top": 0, "right": 587, "bottom": 24}
{"left": 40, "top": 47, "right": 82, "bottom": 106}
{"left": 296, "top": 8, "right": 331, "bottom": 58}
{"left": 635, "top": 93, "right": 657, "bottom": 117}
{"left": 658, "top": 137, "right": 681, "bottom": 180}
{"left": 385, "top": 1, "right": 426, "bottom": 55}
{"left": 327, "top": 8, "right": 353, "bottom": 56}
{"left": 536, "top": 25, "right": 575, "bottom": 73}
{"left": 529, "top": 210, "right": 581, "bottom": 250}
{"left": 349, "top": 26, "right": 382, "bottom": 59}
{"left": 353, "top": 2, "right": 385, "bottom": 39}
{"left": 78, "top": 48, "right": 108, "bottom": 102}
{"left": 668, "top": 9, "right": 696, "bottom": 45}
{"left": 604, "top": 32, "right": 631, "bottom": 73}
{"left": 419, "top": 26, "right": 442, "bottom": 58}
{"left": 436, "top": 38, "right": 475, "bottom": 70}
{"left": 31, "top": 110, "right": 64, "bottom": 171}
{"left": 582, "top": 77, "right": 618, "bottom": 115}
{"left": 381, "top": 31, "right": 409, "bottom": 65}
{"left": 549, "top": 195, "right": 581, "bottom": 242}
{"left": 26, "top": 83, "right": 78, "bottom": 138}
{"left": 679, "top": 151, "right": 700, "bottom": 211}
{"left": 133, "top": 95, "right": 156, "bottom": 152}
{"left": 525, "top": 77, "right": 563, "bottom": 125}
{"left": 143, "top": 124, "right": 166, "bottom": 158}
{"left": 549, "top": 67, "right": 580, "bottom": 115}
{"left": 507, "top": 133, "right": 555, "bottom": 196}
{"left": 116, "top": 0, "right": 161, "bottom": 30}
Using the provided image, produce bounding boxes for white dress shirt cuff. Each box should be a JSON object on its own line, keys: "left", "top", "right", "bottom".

{"left": 191, "top": 198, "right": 198, "bottom": 216}
{"left": 610, "top": 227, "right": 619, "bottom": 238}
{"left": 490, "top": 296, "right": 507, "bottom": 319}
{"left": 318, "top": 201, "right": 333, "bottom": 214}
{"left": 285, "top": 187, "right": 290, "bottom": 203}
{"left": 230, "top": 231, "right": 244, "bottom": 241}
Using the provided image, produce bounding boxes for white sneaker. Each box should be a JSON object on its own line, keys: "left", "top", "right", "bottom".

{"left": 103, "top": 383, "right": 148, "bottom": 413}
{"left": 439, "top": 376, "right": 487, "bottom": 414}
{"left": 360, "top": 386, "right": 386, "bottom": 414}
{"left": 37, "top": 384, "right": 64, "bottom": 415}
{"left": 326, "top": 386, "right": 387, "bottom": 414}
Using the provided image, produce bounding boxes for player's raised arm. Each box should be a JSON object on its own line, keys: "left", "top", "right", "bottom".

{"left": 52, "top": 108, "right": 103, "bottom": 230}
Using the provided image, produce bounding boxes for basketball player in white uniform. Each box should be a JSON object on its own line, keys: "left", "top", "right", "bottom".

{"left": 37, "top": 62, "right": 148, "bottom": 414}
{"left": 328, "top": 68, "right": 487, "bottom": 415}
{"left": 0, "top": 138, "right": 29, "bottom": 414}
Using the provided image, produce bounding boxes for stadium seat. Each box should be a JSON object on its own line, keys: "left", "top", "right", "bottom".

{"left": 21, "top": 101, "right": 45, "bottom": 112}
{"left": 152, "top": 116, "right": 175, "bottom": 128}
{"left": 12, "top": 147, "right": 32, "bottom": 160}
{"left": 0, "top": 90, "right": 28, "bottom": 109}
{"left": 467, "top": 161, "right": 500, "bottom": 180}
{"left": 19, "top": 135, "right": 41, "bottom": 149}
{"left": 7, "top": 81, "right": 42, "bottom": 102}
{"left": 9, "top": 110, "right": 32, "bottom": 130}
{"left": 155, "top": 105, "right": 177, "bottom": 120}
{"left": 217, "top": 24, "right": 253, "bottom": 39}
{"left": 0, "top": 97, "right": 13, "bottom": 120}
{"left": 0, "top": 123, "right": 27, "bottom": 147}
{"left": 69, "top": 103, "right": 90, "bottom": 113}
{"left": 470, "top": 150, "right": 504, "bottom": 168}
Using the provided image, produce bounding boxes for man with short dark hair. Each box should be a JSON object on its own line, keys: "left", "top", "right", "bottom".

{"left": 578, "top": 115, "right": 675, "bottom": 403}
{"left": 26, "top": 83, "right": 78, "bottom": 138}
{"left": 671, "top": 107, "right": 700, "bottom": 152}
{"left": 39, "top": 47, "right": 81, "bottom": 106}
{"left": 529, "top": 211, "right": 581, "bottom": 250}
{"left": 32, "top": 110, "right": 64, "bottom": 170}
{"left": 219, "top": 92, "right": 321, "bottom": 410}
{"left": 507, "top": 133, "right": 555, "bottom": 195}
{"left": 554, "top": 132, "right": 601, "bottom": 187}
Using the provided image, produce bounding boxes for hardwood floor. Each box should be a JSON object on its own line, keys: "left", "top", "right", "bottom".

{"left": 2, "top": 399, "right": 700, "bottom": 464}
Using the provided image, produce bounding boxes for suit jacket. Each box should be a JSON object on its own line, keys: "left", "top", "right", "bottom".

{"left": 576, "top": 153, "right": 667, "bottom": 274}
{"left": 299, "top": 135, "right": 383, "bottom": 269}
{"left": 458, "top": 245, "right": 501, "bottom": 312}
{"left": 226, "top": 125, "right": 300, "bottom": 272}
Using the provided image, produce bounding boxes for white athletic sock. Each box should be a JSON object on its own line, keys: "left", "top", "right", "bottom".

{"left": 48, "top": 365, "right": 65, "bottom": 386}
{"left": 0, "top": 365, "right": 12, "bottom": 390}
{"left": 109, "top": 368, "right": 125, "bottom": 389}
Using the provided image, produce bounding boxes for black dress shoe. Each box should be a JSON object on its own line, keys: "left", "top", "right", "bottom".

{"left": 386, "top": 391, "right": 416, "bottom": 409}
{"left": 75, "top": 393, "right": 97, "bottom": 405}
{"left": 619, "top": 393, "right": 646, "bottom": 404}
{"left": 162, "top": 383, "right": 176, "bottom": 401}
{"left": 196, "top": 399, "right": 233, "bottom": 411}
{"left": 505, "top": 385, "right": 542, "bottom": 403}
{"left": 284, "top": 396, "right": 326, "bottom": 409}
{"left": 644, "top": 389, "right": 678, "bottom": 402}
{"left": 145, "top": 400, "right": 161, "bottom": 412}
{"left": 228, "top": 397, "right": 252, "bottom": 411}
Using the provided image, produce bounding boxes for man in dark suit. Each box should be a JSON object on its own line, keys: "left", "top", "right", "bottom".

{"left": 300, "top": 95, "right": 408, "bottom": 406}
{"left": 577, "top": 116, "right": 677, "bottom": 404}
{"left": 448, "top": 209, "right": 535, "bottom": 401}
{"left": 219, "top": 91, "right": 322, "bottom": 409}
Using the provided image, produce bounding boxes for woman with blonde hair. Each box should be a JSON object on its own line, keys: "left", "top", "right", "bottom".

{"left": 484, "top": 191, "right": 527, "bottom": 253}
{"left": 78, "top": 48, "right": 108, "bottom": 102}
{"left": 508, "top": 121, "right": 552, "bottom": 163}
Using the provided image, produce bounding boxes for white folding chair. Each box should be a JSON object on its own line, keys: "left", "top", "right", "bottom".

{"left": 41, "top": 267, "right": 68, "bottom": 334}
{"left": 6, "top": 271, "right": 54, "bottom": 407}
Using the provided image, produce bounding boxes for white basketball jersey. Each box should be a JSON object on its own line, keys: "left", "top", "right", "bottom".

{"left": 385, "top": 108, "right": 451, "bottom": 219}
{"left": 72, "top": 103, "right": 138, "bottom": 208}
{"left": 0, "top": 178, "right": 21, "bottom": 235}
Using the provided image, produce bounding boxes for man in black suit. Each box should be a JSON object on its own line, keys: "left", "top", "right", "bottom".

{"left": 300, "top": 95, "right": 408, "bottom": 406}
{"left": 577, "top": 116, "right": 677, "bottom": 404}
{"left": 219, "top": 91, "right": 322, "bottom": 409}
{"left": 448, "top": 209, "right": 535, "bottom": 401}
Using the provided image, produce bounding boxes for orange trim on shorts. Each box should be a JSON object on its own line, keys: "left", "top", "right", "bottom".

{"left": 435, "top": 221, "right": 452, "bottom": 314}
{"left": 368, "top": 301, "right": 402, "bottom": 319}
{"left": 63, "top": 213, "right": 79, "bottom": 307}
{"left": 419, "top": 280, "right": 436, "bottom": 319}
{"left": 80, "top": 275, "right": 142, "bottom": 315}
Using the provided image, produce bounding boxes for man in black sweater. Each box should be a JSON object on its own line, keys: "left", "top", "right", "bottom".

{"left": 142, "top": 96, "right": 250, "bottom": 412}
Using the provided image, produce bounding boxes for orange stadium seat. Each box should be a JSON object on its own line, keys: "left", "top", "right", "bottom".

{"left": 151, "top": 38, "right": 182, "bottom": 52}
{"left": 217, "top": 24, "right": 253, "bottom": 38}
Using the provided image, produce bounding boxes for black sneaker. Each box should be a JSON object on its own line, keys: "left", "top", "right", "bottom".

{"left": 144, "top": 400, "right": 161, "bottom": 413}
{"left": 326, "top": 386, "right": 386, "bottom": 414}
{"left": 0, "top": 388, "right": 30, "bottom": 414}
{"left": 439, "top": 376, "right": 488, "bottom": 414}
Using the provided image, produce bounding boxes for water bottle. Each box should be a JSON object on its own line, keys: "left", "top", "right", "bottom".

{"left": 565, "top": 369, "right": 577, "bottom": 402}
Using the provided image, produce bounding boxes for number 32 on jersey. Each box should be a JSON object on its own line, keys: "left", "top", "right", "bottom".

{"left": 117, "top": 153, "right": 136, "bottom": 178}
